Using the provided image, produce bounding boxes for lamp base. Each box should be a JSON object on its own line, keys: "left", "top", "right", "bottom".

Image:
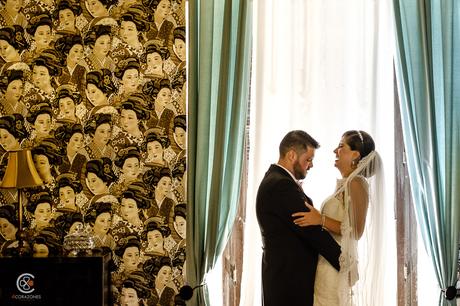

{"left": 16, "top": 230, "right": 31, "bottom": 257}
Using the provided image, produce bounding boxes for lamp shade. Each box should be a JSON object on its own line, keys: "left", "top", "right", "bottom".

{"left": 0, "top": 150, "right": 44, "bottom": 188}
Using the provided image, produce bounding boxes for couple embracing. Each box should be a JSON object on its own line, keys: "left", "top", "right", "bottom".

{"left": 256, "top": 130, "right": 383, "bottom": 306}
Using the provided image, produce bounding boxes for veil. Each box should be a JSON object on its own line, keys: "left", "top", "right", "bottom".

{"left": 336, "top": 150, "right": 386, "bottom": 306}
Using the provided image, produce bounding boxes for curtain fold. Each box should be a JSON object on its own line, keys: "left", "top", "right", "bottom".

{"left": 393, "top": 0, "right": 460, "bottom": 304}
{"left": 187, "top": 0, "right": 252, "bottom": 305}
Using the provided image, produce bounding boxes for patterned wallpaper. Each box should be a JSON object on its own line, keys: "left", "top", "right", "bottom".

{"left": 0, "top": 0, "right": 187, "bottom": 304}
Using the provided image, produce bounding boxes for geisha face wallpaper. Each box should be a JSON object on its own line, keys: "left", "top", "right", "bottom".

{"left": 0, "top": 0, "right": 187, "bottom": 304}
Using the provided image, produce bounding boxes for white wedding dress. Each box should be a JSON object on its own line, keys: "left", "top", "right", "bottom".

{"left": 313, "top": 179, "right": 346, "bottom": 306}
{"left": 313, "top": 151, "right": 384, "bottom": 306}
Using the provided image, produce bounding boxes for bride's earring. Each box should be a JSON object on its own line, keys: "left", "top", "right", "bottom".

{"left": 351, "top": 158, "right": 359, "bottom": 169}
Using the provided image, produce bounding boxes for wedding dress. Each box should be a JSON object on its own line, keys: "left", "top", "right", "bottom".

{"left": 313, "top": 179, "right": 346, "bottom": 306}
{"left": 313, "top": 151, "right": 384, "bottom": 306}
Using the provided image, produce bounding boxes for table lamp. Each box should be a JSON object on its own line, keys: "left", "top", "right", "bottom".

{"left": 0, "top": 150, "right": 44, "bottom": 256}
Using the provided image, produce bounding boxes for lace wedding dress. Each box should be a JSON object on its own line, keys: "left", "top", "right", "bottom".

{"left": 313, "top": 150, "right": 384, "bottom": 306}
{"left": 313, "top": 179, "right": 346, "bottom": 306}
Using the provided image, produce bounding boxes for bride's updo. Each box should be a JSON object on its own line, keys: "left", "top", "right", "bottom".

{"left": 343, "top": 130, "right": 378, "bottom": 177}
{"left": 343, "top": 130, "right": 375, "bottom": 159}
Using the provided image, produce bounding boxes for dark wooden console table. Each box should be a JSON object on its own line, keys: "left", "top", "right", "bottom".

{"left": 0, "top": 256, "right": 111, "bottom": 306}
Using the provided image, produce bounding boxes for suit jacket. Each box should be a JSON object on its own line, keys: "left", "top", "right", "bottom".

{"left": 256, "top": 164, "right": 341, "bottom": 306}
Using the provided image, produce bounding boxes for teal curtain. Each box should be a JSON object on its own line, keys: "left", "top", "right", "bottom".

{"left": 187, "top": 0, "right": 252, "bottom": 305}
{"left": 393, "top": 0, "right": 460, "bottom": 304}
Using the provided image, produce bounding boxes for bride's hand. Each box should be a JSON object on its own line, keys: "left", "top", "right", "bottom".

{"left": 292, "top": 203, "right": 322, "bottom": 227}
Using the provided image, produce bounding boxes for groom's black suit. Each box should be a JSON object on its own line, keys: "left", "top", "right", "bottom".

{"left": 256, "top": 164, "right": 341, "bottom": 306}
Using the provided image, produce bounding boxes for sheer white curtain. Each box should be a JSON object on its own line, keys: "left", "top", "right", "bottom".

{"left": 241, "top": 0, "right": 396, "bottom": 305}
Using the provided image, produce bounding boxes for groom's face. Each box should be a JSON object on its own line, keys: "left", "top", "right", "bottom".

{"left": 293, "top": 147, "right": 315, "bottom": 180}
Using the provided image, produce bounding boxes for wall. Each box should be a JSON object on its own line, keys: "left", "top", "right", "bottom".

{"left": 0, "top": 0, "right": 186, "bottom": 304}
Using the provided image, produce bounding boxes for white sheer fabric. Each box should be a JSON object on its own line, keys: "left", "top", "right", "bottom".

{"left": 241, "top": 0, "right": 396, "bottom": 305}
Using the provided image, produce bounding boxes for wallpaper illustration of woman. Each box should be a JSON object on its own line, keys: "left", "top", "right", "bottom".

{"left": 143, "top": 78, "right": 174, "bottom": 136}
{"left": 0, "top": 0, "right": 27, "bottom": 28}
{"left": 53, "top": 84, "right": 86, "bottom": 123}
{"left": 53, "top": 172, "right": 86, "bottom": 214}
{"left": 83, "top": 112, "right": 115, "bottom": 159}
{"left": 111, "top": 181, "right": 151, "bottom": 243}
{"left": 32, "top": 226, "right": 62, "bottom": 257}
{"left": 25, "top": 101, "right": 54, "bottom": 145}
{"left": 31, "top": 137, "right": 63, "bottom": 187}
{"left": 118, "top": 271, "right": 152, "bottom": 306}
{"left": 142, "top": 217, "right": 170, "bottom": 257}
{"left": 81, "top": 24, "right": 115, "bottom": 71}
{"left": 83, "top": 157, "right": 117, "bottom": 199}
{"left": 112, "top": 56, "right": 141, "bottom": 105}
{"left": 25, "top": 191, "right": 55, "bottom": 238}
{"left": 142, "top": 166, "right": 174, "bottom": 229}
{"left": 143, "top": 0, "right": 174, "bottom": 48}
{"left": 0, "top": 25, "right": 29, "bottom": 71}
{"left": 52, "top": 0, "right": 82, "bottom": 36}
{"left": 111, "top": 5, "right": 149, "bottom": 59}
{"left": 0, "top": 0, "right": 187, "bottom": 303}
{"left": 54, "top": 34, "right": 86, "bottom": 95}
{"left": 85, "top": 200, "right": 116, "bottom": 249}
{"left": 117, "top": 92, "right": 149, "bottom": 144}
{"left": 111, "top": 146, "right": 143, "bottom": 195}
{"left": 54, "top": 122, "right": 87, "bottom": 178}
{"left": 0, "top": 69, "right": 27, "bottom": 116}
{"left": 23, "top": 14, "right": 54, "bottom": 63}
{"left": 0, "top": 113, "right": 28, "bottom": 151}
{"left": 112, "top": 234, "right": 143, "bottom": 288}
{"left": 143, "top": 128, "right": 170, "bottom": 168}
{"left": 84, "top": 68, "right": 118, "bottom": 116}
{"left": 142, "top": 255, "right": 176, "bottom": 305}
{"left": 142, "top": 40, "right": 169, "bottom": 82}
{"left": 23, "top": 49, "right": 63, "bottom": 107}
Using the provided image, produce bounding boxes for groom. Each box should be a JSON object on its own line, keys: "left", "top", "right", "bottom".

{"left": 256, "top": 130, "right": 341, "bottom": 306}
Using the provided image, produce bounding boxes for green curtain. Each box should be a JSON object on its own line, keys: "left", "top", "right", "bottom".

{"left": 393, "top": 0, "right": 460, "bottom": 304}
{"left": 187, "top": 0, "right": 252, "bottom": 305}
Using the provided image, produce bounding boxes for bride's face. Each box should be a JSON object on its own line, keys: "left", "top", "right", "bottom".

{"left": 333, "top": 137, "right": 359, "bottom": 176}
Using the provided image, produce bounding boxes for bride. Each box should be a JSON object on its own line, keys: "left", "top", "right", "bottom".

{"left": 293, "top": 130, "right": 384, "bottom": 306}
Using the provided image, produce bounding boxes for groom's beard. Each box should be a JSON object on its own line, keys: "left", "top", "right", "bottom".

{"left": 293, "top": 160, "right": 306, "bottom": 180}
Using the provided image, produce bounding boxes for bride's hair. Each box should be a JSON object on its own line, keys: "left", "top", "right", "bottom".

{"left": 343, "top": 130, "right": 375, "bottom": 158}
{"left": 343, "top": 130, "right": 378, "bottom": 177}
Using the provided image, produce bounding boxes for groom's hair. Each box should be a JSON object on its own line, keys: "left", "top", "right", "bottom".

{"left": 279, "top": 130, "right": 319, "bottom": 157}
